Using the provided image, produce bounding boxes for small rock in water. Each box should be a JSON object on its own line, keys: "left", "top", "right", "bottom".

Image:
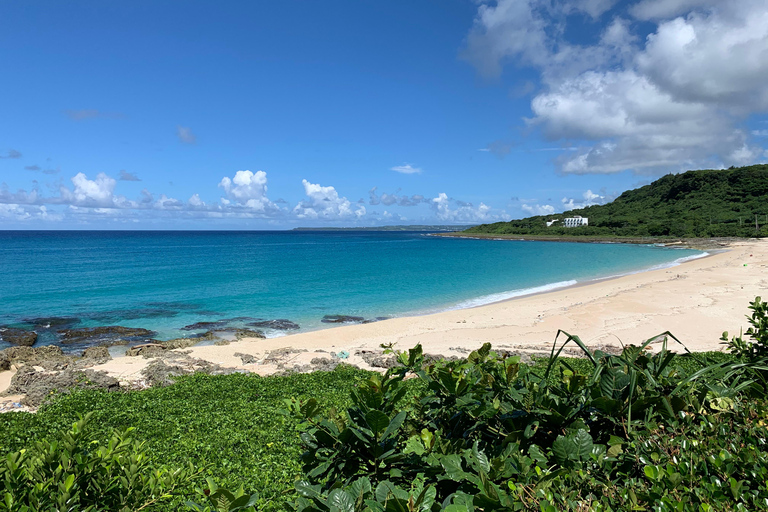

{"left": 321, "top": 315, "right": 365, "bottom": 324}
{"left": 247, "top": 319, "right": 300, "bottom": 330}
{"left": 23, "top": 317, "right": 81, "bottom": 329}
{"left": 0, "top": 328, "right": 38, "bottom": 347}
{"left": 180, "top": 321, "right": 228, "bottom": 331}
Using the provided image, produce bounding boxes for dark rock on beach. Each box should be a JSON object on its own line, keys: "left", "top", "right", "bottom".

{"left": 57, "top": 326, "right": 156, "bottom": 345}
{"left": 140, "top": 359, "right": 236, "bottom": 387}
{"left": 0, "top": 328, "right": 38, "bottom": 347}
{"left": 321, "top": 315, "right": 365, "bottom": 324}
{"left": 81, "top": 346, "right": 112, "bottom": 364}
{"left": 247, "top": 319, "right": 300, "bottom": 330}
{"left": 4, "top": 366, "right": 119, "bottom": 407}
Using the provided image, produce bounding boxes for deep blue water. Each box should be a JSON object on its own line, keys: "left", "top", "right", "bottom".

{"left": 0, "top": 231, "right": 705, "bottom": 349}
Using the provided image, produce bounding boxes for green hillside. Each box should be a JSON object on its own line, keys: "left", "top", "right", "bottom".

{"left": 468, "top": 164, "right": 768, "bottom": 238}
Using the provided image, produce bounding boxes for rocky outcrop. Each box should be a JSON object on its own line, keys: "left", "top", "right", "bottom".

{"left": 180, "top": 321, "right": 227, "bottom": 331}
{"left": 0, "top": 328, "right": 38, "bottom": 347}
{"left": 140, "top": 359, "right": 237, "bottom": 387}
{"left": 57, "top": 326, "right": 155, "bottom": 345}
{"left": 81, "top": 346, "right": 112, "bottom": 364}
{"left": 4, "top": 366, "right": 119, "bottom": 407}
{"left": 247, "top": 319, "right": 300, "bottom": 330}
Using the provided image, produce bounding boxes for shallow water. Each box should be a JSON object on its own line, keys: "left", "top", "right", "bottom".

{"left": 0, "top": 231, "right": 704, "bottom": 348}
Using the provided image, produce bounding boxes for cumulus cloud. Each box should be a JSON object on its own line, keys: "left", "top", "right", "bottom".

{"left": 0, "top": 149, "right": 21, "bottom": 159}
{"left": 119, "top": 170, "right": 141, "bottom": 181}
{"left": 293, "top": 180, "right": 366, "bottom": 220}
{"left": 62, "top": 172, "right": 117, "bottom": 207}
{"left": 390, "top": 164, "right": 423, "bottom": 174}
{"left": 218, "top": 170, "right": 279, "bottom": 213}
{"left": 431, "top": 192, "right": 509, "bottom": 224}
{"left": 521, "top": 203, "right": 556, "bottom": 216}
{"left": 561, "top": 189, "right": 607, "bottom": 209}
{"left": 176, "top": 126, "right": 197, "bottom": 145}
{"left": 463, "top": 0, "right": 768, "bottom": 174}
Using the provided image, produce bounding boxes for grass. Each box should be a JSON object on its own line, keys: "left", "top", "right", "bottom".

{"left": 0, "top": 351, "right": 740, "bottom": 510}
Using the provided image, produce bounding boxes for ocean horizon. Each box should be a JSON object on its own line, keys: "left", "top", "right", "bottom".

{"left": 0, "top": 230, "right": 706, "bottom": 352}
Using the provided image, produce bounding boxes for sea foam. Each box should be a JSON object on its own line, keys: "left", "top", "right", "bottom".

{"left": 449, "top": 280, "right": 579, "bottom": 310}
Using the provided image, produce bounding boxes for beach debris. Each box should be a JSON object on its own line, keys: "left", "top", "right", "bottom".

{"left": 337, "top": 350, "right": 349, "bottom": 359}
{"left": 247, "top": 319, "right": 300, "bottom": 330}
{"left": 0, "top": 328, "right": 38, "bottom": 347}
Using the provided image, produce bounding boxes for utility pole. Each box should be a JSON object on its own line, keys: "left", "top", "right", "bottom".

{"left": 757, "top": 214, "right": 760, "bottom": 232}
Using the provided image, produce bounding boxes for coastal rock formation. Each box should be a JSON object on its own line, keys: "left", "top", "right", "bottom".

{"left": 57, "top": 326, "right": 155, "bottom": 345}
{"left": 0, "top": 345, "right": 69, "bottom": 368}
{"left": 321, "top": 315, "right": 365, "bottom": 324}
{"left": 125, "top": 343, "right": 168, "bottom": 358}
{"left": 206, "top": 328, "right": 266, "bottom": 340}
{"left": 4, "top": 367, "right": 119, "bottom": 407}
{"left": 247, "top": 319, "right": 300, "bottom": 330}
{"left": 0, "top": 328, "right": 38, "bottom": 347}
{"left": 81, "top": 346, "right": 112, "bottom": 364}
{"left": 181, "top": 321, "right": 227, "bottom": 331}
{"left": 140, "top": 359, "right": 238, "bottom": 387}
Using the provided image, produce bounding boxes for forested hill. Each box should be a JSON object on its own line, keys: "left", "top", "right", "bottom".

{"left": 467, "top": 164, "right": 768, "bottom": 238}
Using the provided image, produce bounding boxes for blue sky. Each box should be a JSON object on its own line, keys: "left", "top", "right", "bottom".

{"left": 1, "top": 0, "right": 767, "bottom": 229}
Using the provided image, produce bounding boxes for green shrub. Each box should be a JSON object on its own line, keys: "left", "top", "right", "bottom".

{"left": 288, "top": 324, "right": 768, "bottom": 511}
{"left": 0, "top": 413, "right": 201, "bottom": 511}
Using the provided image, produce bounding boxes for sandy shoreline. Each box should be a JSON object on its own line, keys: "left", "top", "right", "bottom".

{"left": 2, "top": 238, "right": 766, "bottom": 406}
{"left": 83, "top": 238, "right": 766, "bottom": 383}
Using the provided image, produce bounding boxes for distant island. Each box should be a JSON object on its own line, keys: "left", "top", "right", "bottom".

{"left": 293, "top": 225, "right": 473, "bottom": 232}
{"left": 466, "top": 164, "right": 768, "bottom": 239}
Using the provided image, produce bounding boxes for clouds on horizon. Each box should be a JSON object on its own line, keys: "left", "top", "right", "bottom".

{"left": 464, "top": 0, "right": 768, "bottom": 174}
{"left": 0, "top": 168, "right": 516, "bottom": 226}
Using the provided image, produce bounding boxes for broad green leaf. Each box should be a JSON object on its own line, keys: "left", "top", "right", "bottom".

{"left": 365, "top": 411, "right": 391, "bottom": 436}
{"left": 328, "top": 489, "right": 355, "bottom": 512}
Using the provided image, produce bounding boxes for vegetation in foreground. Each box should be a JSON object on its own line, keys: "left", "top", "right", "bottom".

{"left": 1, "top": 299, "right": 768, "bottom": 510}
{"left": 467, "top": 164, "right": 768, "bottom": 238}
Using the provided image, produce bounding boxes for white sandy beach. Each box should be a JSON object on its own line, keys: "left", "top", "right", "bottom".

{"left": 78, "top": 238, "right": 767, "bottom": 385}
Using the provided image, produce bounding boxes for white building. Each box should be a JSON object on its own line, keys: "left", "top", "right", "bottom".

{"left": 545, "top": 219, "right": 559, "bottom": 227}
{"left": 563, "top": 216, "right": 588, "bottom": 228}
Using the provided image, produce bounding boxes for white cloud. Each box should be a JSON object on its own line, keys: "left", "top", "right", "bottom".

{"left": 464, "top": 0, "right": 768, "bottom": 174}
{"left": 218, "top": 170, "right": 279, "bottom": 213}
{"left": 63, "top": 172, "right": 117, "bottom": 207}
{"left": 177, "top": 126, "right": 197, "bottom": 145}
{"left": 561, "top": 189, "right": 607, "bottom": 209}
{"left": 390, "top": 164, "right": 423, "bottom": 174}
{"left": 521, "top": 203, "right": 555, "bottom": 216}
{"left": 293, "top": 180, "right": 366, "bottom": 220}
{"left": 431, "top": 192, "right": 509, "bottom": 223}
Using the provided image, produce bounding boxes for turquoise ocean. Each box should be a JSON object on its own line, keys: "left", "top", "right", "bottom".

{"left": 0, "top": 231, "right": 706, "bottom": 351}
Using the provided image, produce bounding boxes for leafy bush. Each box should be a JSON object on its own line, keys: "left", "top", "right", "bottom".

{"left": 288, "top": 328, "right": 768, "bottom": 510}
{"left": 0, "top": 413, "right": 201, "bottom": 511}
